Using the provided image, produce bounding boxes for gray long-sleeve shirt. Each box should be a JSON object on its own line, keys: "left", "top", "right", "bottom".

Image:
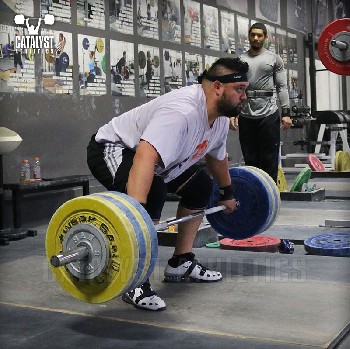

{"left": 240, "top": 49, "right": 289, "bottom": 118}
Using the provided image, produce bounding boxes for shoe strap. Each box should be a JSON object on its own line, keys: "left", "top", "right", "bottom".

{"left": 134, "top": 284, "right": 157, "bottom": 303}
{"left": 183, "top": 259, "right": 206, "bottom": 278}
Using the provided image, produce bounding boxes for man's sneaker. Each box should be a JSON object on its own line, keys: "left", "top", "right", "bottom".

{"left": 164, "top": 258, "right": 222, "bottom": 283}
{"left": 122, "top": 283, "right": 166, "bottom": 311}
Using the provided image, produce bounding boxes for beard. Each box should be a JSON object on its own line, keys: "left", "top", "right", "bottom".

{"left": 250, "top": 39, "right": 265, "bottom": 52}
{"left": 217, "top": 91, "right": 242, "bottom": 117}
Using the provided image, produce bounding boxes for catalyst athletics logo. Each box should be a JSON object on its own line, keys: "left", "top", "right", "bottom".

{"left": 14, "top": 14, "right": 55, "bottom": 53}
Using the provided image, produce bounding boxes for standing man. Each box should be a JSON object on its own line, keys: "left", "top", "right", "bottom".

{"left": 54, "top": 32, "right": 66, "bottom": 76}
{"left": 232, "top": 22, "right": 292, "bottom": 183}
{"left": 87, "top": 57, "right": 249, "bottom": 311}
{"left": 13, "top": 30, "right": 23, "bottom": 73}
{"left": 116, "top": 51, "right": 127, "bottom": 76}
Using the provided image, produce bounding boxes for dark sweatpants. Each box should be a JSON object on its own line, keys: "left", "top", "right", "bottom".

{"left": 238, "top": 110, "right": 280, "bottom": 183}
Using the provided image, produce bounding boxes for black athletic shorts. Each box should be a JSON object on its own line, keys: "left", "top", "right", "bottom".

{"left": 87, "top": 135, "right": 213, "bottom": 219}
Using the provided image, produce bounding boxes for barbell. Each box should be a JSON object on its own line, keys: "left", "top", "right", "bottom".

{"left": 46, "top": 166, "right": 280, "bottom": 303}
{"left": 318, "top": 18, "right": 350, "bottom": 75}
{"left": 14, "top": 14, "right": 55, "bottom": 26}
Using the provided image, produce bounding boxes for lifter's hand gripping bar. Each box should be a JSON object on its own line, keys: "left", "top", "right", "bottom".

{"left": 155, "top": 202, "right": 240, "bottom": 231}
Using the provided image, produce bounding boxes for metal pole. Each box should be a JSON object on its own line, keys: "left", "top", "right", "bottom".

{"left": 308, "top": 33, "right": 317, "bottom": 116}
{"left": 50, "top": 246, "right": 89, "bottom": 267}
{"left": 341, "top": 75, "right": 348, "bottom": 110}
{"left": 154, "top": 205, "right": 227, "bottom": 231}
{"left": 50, "top": 203, "right": 239, "bottom": 267}
{"left": 331, "top": 40, "right": 348, "bottom": 50}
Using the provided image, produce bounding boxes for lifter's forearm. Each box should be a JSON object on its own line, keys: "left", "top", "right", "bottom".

{"left": 127, "top": 141, "right": 160, "bottom": 204}
{"left": 205, "top": 154, "right": 231, "bottom": 187}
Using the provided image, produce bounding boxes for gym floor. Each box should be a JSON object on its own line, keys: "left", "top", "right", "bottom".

{"left": 1, "top": 174, "right": 349, "bottom": 349}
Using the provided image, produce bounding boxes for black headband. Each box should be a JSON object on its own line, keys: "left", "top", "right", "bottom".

{"left": 198, "top": 70, "right": 248, "bottom": 84}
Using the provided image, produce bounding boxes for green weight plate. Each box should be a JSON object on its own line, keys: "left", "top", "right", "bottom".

{"left": 205, "top": 241, "right": 220, "bottom": 248}
{"left": 101, "top": 55, "right": 106, "bottom": 73}
{"left": 290, "top": 167, "right": 312, "bottom": 192}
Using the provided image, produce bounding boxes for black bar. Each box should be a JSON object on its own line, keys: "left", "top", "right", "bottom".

{"left": 3, "top": 175, "right": 91, "bottom": 229}
{"left": 0, "top": 155, "right": 3, "bottom": 230}
{"left": 12, "top": 190, "right": 21, "bottom": 229}
{"left": 341, "top": 76, "right": 348, "bottom": 110}
{"left": 307, "top": 33, "right": 317, "bottom": 116}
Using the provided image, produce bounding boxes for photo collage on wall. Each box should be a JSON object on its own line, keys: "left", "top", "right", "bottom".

{"left": 287, "top": 0, "right": 307, "bottom": 33}
{"left": 204, "top": 55, "right": 218, "bottom": 71}
{"left": 0, "top": 25, "right": 35, "bottom": 93}
{"left": 255, "top": 0, "right": 280, "bottom": 25}
{"left": 110, "top": 0, "right": 134, "bottom": 35}
{"left": 78, "top": 34, "right": 107, "bottom": 95}
{"left": 216, "top": 0, "right": 248, "bottom": 14}
{"left": 264, "top": 24, "right": 276, "bottom": 52}
{"left": 183, "top": 0, "right": 201, "bottom": 47}
{"left": 236, "top": 15, "right": 250, "bottom": 56}
{"left": 110, "top": 40, "right": 135, "bottom": 96}
{"left": 162, "top": 0, "right": 181, "bottom": 44}
{"left": 41, "top": 0, "right": 71, "bottom": 23}
{"left": 0, "top": 1, "right": 34, "bottom": 93}
{"left": 163, "top": 48, "right": 182, "bottom": 93}
{"left": 220, "top": 10, "right": 235, "bottom": 54}
{"left": 332, "top": 0, "right": 350, "bottom": 19}
{"left": 312, "top": 0, "right": 329, "bottom": 38}
{"left": 287, "top": 32, "right": 297, "bottom": 65}
{"left": 185, "top": 52, "right": 202, "bottom": 86}
{"left": 1, "top": 0, "right": 34, "bottom": 16}
{"left": 138, "top": 44, "right": 160, "bottom": 97}
{"left": 0, "top": 0, "right": 305, "bottom": 99}
{"left": 41, "top": 29, "right": 73, "bottom": 94}
{"left": 276, "top": 27, "right": 287, "bottom": 66}
{"left": 77, "top": 0, "right": 105, "bottom": 30}
{"left": 137, "top": 0, "right": 159, "bottom": 39}
{"left": 289, "top": 69, "right": 299, "bottom": 102}
{"left": 203, "top": 5, "right": 219, "bottom": 51}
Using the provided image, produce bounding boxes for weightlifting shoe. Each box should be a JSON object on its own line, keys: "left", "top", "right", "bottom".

{"left": 164, "top": 254, "right": 222, "bottom": 283}
{"left": 122, "top": 282, "right": 166, "bottom": 311}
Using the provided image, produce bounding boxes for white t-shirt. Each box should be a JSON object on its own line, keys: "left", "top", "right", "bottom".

{"left": 95, "top": 84, "right": 229, "bottom": 182}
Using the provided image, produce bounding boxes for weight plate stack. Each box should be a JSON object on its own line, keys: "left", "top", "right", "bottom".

{"left": 46, "top": 195, "right": 141, "bottom": 303}
{"left": 207, "top": 166, "right": 278, "bottom": 239}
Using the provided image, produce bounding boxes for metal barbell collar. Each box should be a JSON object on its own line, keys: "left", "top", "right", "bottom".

{"left": 50, "top": 246, "right": 88, "bottom": 267}
{"left": 331, "top": 39, "right": 348, "bottom": 51}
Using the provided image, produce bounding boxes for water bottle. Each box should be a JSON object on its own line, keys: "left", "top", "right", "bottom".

{"left": 33, "top": 156, "right": 41, "bottom": 179}
{"left": 20, "top": 159, "right": 31, "bottom": 182}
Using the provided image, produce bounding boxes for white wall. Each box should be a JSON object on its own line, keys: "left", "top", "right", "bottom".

{"left": 305, "top": 57, "right": 344, "bottom": 111}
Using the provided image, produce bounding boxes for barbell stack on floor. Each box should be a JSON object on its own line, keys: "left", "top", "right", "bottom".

{"left": 46, "top": 166, "right": 280, "bottom": 303}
